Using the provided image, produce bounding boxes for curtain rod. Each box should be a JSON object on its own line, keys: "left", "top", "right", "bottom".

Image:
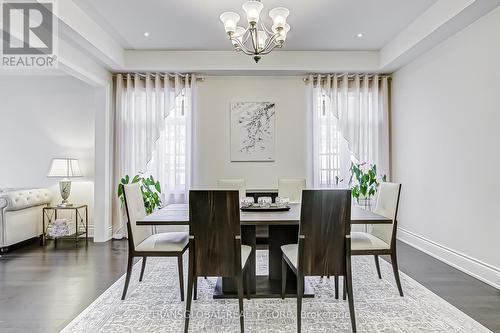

{"left": 303, "top": 73, "right": 391, "bottom": 83}
{"left": 113, "top": 73, "right": 205, "bottom": 81}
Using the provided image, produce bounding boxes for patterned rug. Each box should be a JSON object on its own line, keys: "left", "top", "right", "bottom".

{"left": 61, "top": 250, "right": 490, "bottom": 333}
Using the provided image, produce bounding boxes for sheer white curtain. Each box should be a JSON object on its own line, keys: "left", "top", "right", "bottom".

{"left": 112, "top": 73, "right": 195, "bottom": 237}
{"left": 307, "top": 74, "right": 390, "bottom": 188}
{"left": 148, "top": 75, "right": 194, "bottom": 205}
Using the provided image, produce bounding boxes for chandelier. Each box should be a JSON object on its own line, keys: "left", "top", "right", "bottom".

{"left": 219, "top": 0, "right": 290, "bottom": 63}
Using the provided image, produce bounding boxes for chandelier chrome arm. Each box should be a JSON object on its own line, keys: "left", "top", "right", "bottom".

{"left": 230, "top": 36, "right": 256, "bottom": 56}
{"left": 259, "top": 31, "right": 282, "bottom": 54}
{"left": 260, "top": 20, "right": 274, "bottom": 36}
{"left": 228, "top": 27, "right": 282, "bottom": 55}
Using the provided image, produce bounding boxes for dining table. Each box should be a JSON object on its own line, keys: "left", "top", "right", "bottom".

{"left": 137, "top": 202, "right": 392, "bottom": 299}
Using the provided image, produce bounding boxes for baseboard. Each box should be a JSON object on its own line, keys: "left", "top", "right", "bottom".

{"left": 397, "top": 227, "right": 500, "bottom": 290}
{"left": 87, "top": 224, "right": 94, "bottom": 238}
{"left": 107, "top": 225, "right": 113, "bottom": 240}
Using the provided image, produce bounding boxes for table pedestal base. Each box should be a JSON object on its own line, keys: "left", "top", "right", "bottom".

{"left": 213, "top": 276, "right": 314, "bottom": 299}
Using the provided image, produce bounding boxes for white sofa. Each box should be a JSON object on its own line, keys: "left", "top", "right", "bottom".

{"left": 0, "top": 188, "right": 52, "bottom": 252}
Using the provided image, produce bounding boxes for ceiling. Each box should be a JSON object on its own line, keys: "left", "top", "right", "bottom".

{"left": 73, "top": 0, "right": 437, "bottom": 51}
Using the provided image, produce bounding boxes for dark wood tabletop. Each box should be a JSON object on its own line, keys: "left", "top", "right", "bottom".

{"left": 137, "top": 203, "right": 391, "bottom": 226}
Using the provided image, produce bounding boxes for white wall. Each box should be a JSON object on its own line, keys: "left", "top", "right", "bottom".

{"left": 391, "top": 7, "right": 500, "bottom": 288}
{"left": 0, "top": 75, "right": 97, "bottom": 230}
{"left": 194, "top": 76, "right": 308, "bottom": 189}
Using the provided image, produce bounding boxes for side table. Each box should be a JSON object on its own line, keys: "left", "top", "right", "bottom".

{"left": 42, "top": 205, "right": 88, "bottom": 248}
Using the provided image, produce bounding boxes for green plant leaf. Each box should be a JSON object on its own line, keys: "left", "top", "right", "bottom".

{"left": 118, "top": 174, "right": 162, "bottom": 214}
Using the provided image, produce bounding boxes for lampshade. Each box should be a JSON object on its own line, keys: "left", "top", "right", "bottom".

{"left": 274, "top": 23, "right": 290, "bottom": 42}
{"left": 233, "top": 26, "right": 246, "bottom": 46}
{"left": 269, "top": 7, "right": 289, "bottom": 29}
{"left": 242, "top": 0, "right": 263, "bottom": 25}
{"left": 220, "top": 11, "right": 240, "bottom": 34}
{"left": 47, "top": 158, "right": 83, "bottom": 178}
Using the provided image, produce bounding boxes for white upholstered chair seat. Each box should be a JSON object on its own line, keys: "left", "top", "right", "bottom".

{"left": 351, "top": 231, "right": 390, "bottom": 251}
{"left": 281, "top": 243, "right": 298, "bottom": 268}
{"left": 135, "top": 232, "right": 189, "bottom": 252}
{"left": 241, "top": 245, "right": 252, "bottom": 268}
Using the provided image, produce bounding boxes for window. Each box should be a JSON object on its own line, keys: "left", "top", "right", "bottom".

{"left": 164, "top": 91, "right": 187, "bottom": 190}
{"left": 317, "top": 91, "right": 341, "bottom": 186}
{"left": 313, "top": 89, "right": 354, "bottom": 188}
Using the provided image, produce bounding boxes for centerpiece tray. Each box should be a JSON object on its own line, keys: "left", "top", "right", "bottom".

{"left": 241, "top": 204, "right": 291, "bottom": 212}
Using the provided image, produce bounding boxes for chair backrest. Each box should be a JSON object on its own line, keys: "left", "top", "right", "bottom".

{"left": 123, "top": 183, "right": 153, "bottom": 248}
{"left": 369, "top": 182, "right": 401, "bottom": 246}
{"left": 278, "top": 178, "right": 306, "bottom": 203}
{"left": 298, "top": 189, "right": 351, "bottom": 276}
{"left": 216, "top": 179, "right": 246, "bottom": 199}
{"left": 189, "top": 190, "right": 242, "bottom": 277}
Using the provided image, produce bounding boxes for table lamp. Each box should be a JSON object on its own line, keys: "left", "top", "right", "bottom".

{"left": 47, "top": 158, "right": 83, "bottom": 207}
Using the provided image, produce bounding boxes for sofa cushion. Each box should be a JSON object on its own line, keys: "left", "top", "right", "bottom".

{"left": 1, "top": 189, "right": 52, "bottom": 211}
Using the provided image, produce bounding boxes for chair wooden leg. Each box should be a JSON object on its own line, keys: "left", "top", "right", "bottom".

{"left": 346, "top": 255, "right": 356, "bottom": 333}
{"left": 391, "top": 251, "right": 404, "bottom": 297}
{"left": 121, "top": 254, "right": 134, "bottom": 300}
{"left": 184, "top": 253, "right": 195, "bottom": 333}
{"left": 281, "top": 256, "right": 287, "bottom": 299}
{"left": 139, "top": 257, "right": 147, "bottom": 282}
{"left": 334, "top": 276, "right": 339, "bottom": 299}
{"left": 236, "top": 272, "right": 245, "bottom": 333}
{"left": 245, "top": 270, "right": 251, "bottom": 300}
{"left": 297, "top": 272, "right": 303, "bottom": 333}
{"left": 178, "top": 254, "right": 185, "bottom": 301}
{"left": 343, "top": 276, "right": 346, "bottom": 300}
{"left": 193, "top": 276, "right": 198, "bottom": 300}
{"left": 374, "top": 255, "right": 382, "bottom": 279}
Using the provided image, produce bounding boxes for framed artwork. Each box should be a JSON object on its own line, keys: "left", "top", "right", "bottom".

{"left": 230, "top": 101, "right": 276, "bottom": 162}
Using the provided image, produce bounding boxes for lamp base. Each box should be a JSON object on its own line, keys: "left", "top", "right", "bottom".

{"left": 59, "top": 179, "right": 72, "bottom": 207}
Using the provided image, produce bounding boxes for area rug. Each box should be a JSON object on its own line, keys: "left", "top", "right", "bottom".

{"left": 61, "top": 250, "right": 491, "bottom": 333}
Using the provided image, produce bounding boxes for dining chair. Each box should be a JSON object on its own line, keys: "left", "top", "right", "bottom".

{"left": 121, "top": 183, "right": 189, "bottom": 301}
{"left": 217, "top": 178, "right": 246, "bottom": 199}
{"left": 278, "top": 178, "right": 306, "bottom": 203}
{"left": 184, "top": 190, "right": 252, "bottom": 333}
{"left": 351, "top": 182, "right": 403, "bottom": 296}
{"left": 281, "top": 189, "right": 356, "bottom": 333}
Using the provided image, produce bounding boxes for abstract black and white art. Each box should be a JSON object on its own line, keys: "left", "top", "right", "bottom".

{"left": 230, "top": 102, "right": 276, "bottom": 162}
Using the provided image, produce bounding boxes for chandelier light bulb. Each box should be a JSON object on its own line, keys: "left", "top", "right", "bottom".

{"left": 242, "top": 1, "right": 264, "bottom": 25}
{"left": 269, "top": 7, "right": 289, "bottom": 30}
{"left": 220, "top": 12, "right": 240, "bottom": 34}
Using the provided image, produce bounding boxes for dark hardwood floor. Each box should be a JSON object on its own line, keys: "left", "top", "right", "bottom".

{"left": 0, "top": 239, "right": 128, "bottom": 333}
{"left": 0, "top": 239, "right": 499, "bottom": 333}
{"left": 389, "top": 242, "right": 500, "bottom": 332}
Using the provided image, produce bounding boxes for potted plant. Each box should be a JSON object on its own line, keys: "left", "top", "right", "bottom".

{"left": 117, "top": 174, "right": 162, "bottom": 214}
{"left": 349, "top": 162, "right": 386, "bottom": 210}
